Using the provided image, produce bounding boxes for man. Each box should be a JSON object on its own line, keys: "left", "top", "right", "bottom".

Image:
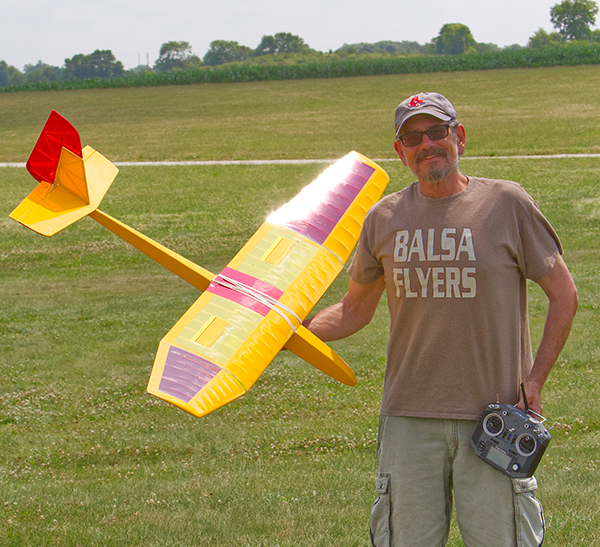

{"left": 304, "top": 92, "right": 578, "bottom": 546}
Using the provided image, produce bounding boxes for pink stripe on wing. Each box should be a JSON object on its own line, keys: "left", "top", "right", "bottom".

{"left": 206, "top": 267, "right": 284, "bottom": 316}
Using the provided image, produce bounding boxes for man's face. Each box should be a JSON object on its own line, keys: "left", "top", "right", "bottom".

{"left": 394, "top": 114, "right": 465, "bottom": 184}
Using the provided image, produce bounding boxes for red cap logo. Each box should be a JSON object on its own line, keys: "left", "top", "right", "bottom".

{"left": 408, "top": 95, "right": 426, "bottom": 108}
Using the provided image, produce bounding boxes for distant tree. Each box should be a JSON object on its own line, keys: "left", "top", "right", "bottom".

{"left": 336, "top": 41, "right": 426, "bottom": 55}
{"left": 339, "top": 45, "right": 358, "bottom": 55}
{"left": 64, "top": 50, "right": 124, "bottom": 81}
{"left": 154, "top": 41, "right": 201, "bottom": 72}
{"left": 422, "top": 41, "right": 437, "bottom": 55}
{"left": 0, "top": 61, "right": 25, "bottom": 87}
{"left": 254, "top": 33, "right": 310, "bottom": 56}
{"left": 255, "top": 35, "right": 278, "bottom": 56}
{"left": 203, "top": 40, "right": 253, "bottom": 66}
{"left": 473, "top": 42, "right": 501, "bottom": 54}
{"left": 380, "top": 41, "right": 426, "bottom": 55}
{"left": 528, "top": 28, "right": 564, "bottom": 48}
{"left": 434, "top": 24, "right": 477, "bottom": 54}
{"left": 23, "top": 60, "right": 61, "bottom": 83}
{"left": 550, "top": 0, "right": 599, "bottom": 41}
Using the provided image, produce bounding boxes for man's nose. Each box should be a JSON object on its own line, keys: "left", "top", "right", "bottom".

{"left": 420, "top": 133, "right": 437, "bottom": 147}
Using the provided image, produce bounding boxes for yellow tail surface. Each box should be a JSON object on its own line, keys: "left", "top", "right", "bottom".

{"left": 10, "top": 146, "right": 118, "bottom": 236}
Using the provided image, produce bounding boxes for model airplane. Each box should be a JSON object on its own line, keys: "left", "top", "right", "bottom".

{"left": 10, "top": 110, "right": 389, "bottom": 418}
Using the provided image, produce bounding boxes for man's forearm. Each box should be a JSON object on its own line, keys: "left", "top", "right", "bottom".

{"left": 304, "top": 302, "right": 367, "bottom": 342}
{"left": 529, "top": 298, "right": 577, "bottom": 388}
{"left": 521, "top": 256, "right": 578, "bottom": 414}
{"left": 304, "top": 277, "right": 386, "bottom": 342}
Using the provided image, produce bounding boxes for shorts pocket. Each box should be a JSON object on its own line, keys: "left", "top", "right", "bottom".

{"left": 370, "top": 473, "right": 391, "bottom": 547}
{"left": 512, "top": 476, "right": 545, "bottom": 547}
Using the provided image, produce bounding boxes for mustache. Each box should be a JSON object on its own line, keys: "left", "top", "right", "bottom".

{"left": 415, "top": 147, "right": 448, "bottom": 163}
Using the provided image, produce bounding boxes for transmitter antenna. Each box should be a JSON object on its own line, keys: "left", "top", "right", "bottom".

{"left": 520, "top": 383, "right": 529, "bottom": 413}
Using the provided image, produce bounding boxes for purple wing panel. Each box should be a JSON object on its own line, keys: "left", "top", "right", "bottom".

{"left": 275, "top": 159, "right": 375, "bottom": 245}
{"left": 159, "top": 346, "right": 222, "bottom": 403}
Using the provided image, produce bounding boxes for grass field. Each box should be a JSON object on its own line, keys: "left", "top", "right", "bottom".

{"left": 1, "top": 66, "right": 599, "bottom": 545}
{"left": 3, "top": 65, "right": 600, "bottom": 164}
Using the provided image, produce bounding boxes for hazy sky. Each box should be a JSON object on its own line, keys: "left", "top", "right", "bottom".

{"left": 2, "top": 0, "right": 576, "bottom": 70}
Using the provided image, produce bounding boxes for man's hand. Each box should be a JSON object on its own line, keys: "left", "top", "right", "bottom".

{"left": 517, "top": 379, "right": 544, "bottom": 417}
{"left": 303, "top": 276, "right": 386, "bottom": 342}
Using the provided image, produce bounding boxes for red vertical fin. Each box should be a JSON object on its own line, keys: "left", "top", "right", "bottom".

{"left": 26, "top": 110, "right": 83, "bottom": 184}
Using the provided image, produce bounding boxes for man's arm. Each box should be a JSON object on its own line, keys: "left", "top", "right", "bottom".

{"left": 303, "top": 276, "right": 386, "bottom": 342}
{"left": 519, "top": 255, "right": 578, "bottom": 415}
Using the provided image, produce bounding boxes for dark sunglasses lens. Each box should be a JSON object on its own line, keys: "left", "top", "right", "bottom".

{"left": 400, "top": 125, "right": 450, "bottom": 147}
{"left": 401, "top": 134, "right": 422, "bottom": 147}
{"left": 427, "top": 126, "right": 450, "bottom": 141}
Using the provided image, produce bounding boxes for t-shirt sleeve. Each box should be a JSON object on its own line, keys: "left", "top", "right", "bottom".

{"left": 518, "top": 193, "right": 563, "bottom": 283}
{"left": 348, "top": 211, "right": 384, "bottom": 284}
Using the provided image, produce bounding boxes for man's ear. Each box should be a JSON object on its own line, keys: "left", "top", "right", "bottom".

{"left": 394, "top": 140, "right": 408, "bottom": 167}
{"left": 455, "top": 124, "right": 466, "bottom": 156}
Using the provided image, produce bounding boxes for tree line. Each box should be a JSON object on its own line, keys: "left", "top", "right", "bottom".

{"left": 1, "top": 0, "right": 599, "bottom": 88}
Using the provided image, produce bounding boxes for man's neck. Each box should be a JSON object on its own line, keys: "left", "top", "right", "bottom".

{"left": 418, "top": 171, "right": 469, "bottom": 198}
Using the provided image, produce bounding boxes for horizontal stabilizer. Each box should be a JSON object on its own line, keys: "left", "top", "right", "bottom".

{"left": 10, "top": 146, "right": 117, "bottom": 236}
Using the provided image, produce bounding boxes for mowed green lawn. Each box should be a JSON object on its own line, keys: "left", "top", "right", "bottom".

{"left": 2, "top": 65, "right": 600, "bottom": 163}
{"left": 1, "top": 66, "right": 599, "bottom": 546}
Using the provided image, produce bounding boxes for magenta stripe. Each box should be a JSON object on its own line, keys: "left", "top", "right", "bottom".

{"left": 206, "top": 267, "right": 284, "bottom": 316}
{"left": 221, "top": 267, "right": 283, "bottom": 299}
{"left": 159, "top": 347, "right": 221, "bottom": 403}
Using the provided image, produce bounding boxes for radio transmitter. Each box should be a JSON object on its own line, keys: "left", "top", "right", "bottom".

{"left": 471, "top": 403, "right": 551, "bottom": 479}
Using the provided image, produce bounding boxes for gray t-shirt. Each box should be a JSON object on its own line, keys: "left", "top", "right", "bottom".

{"left": 348, "top": 177, "right": 561, "bottom": 420}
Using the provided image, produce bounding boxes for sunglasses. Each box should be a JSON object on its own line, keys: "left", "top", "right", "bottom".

{"left": 397, "top": 124, "right": 455, "bottom": 147}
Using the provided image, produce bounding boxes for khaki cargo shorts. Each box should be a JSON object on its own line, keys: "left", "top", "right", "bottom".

{"left": 370, "top": 416, "right": 545, "bottom": 547}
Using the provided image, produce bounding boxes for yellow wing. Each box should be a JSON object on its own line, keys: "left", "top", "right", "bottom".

{"left": 147, "top": 151, "right": 389, "bottom": 418}
{"left": 8, "top": 112, "right": 390, "bottom": 420}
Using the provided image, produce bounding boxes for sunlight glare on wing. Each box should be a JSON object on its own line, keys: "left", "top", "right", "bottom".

{"left": 267, "top": 155, "right": 354, "bottom": 224}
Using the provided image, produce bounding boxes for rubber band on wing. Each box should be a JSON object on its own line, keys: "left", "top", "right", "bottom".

{"left": 213, "top": 274, "right": 302, "bottom": 331}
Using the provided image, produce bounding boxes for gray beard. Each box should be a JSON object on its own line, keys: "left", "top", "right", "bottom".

{"left": 416, "top": 151, "right": 460, "bottom": 184}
